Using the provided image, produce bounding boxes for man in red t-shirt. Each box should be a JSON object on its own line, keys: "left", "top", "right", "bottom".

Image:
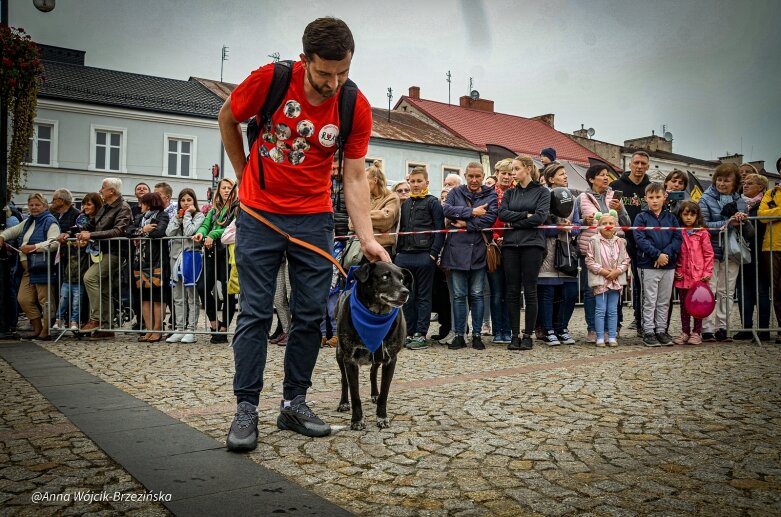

{"left": 219, "top": 17, "right": 388, "bottom": 452}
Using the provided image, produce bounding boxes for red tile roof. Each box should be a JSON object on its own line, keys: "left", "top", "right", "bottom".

{"left": 396, "top": 96, "right": 602, "bottom": 165}
{"left": 371, "top": 108, "right": 482, "bottom": 152}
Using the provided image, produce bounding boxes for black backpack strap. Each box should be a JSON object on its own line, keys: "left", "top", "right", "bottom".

{"left": 335, "top": 78, "right": 358, "bottom": 181}
{"left": 246, "top": 59, "right": 294, "bottom": 189}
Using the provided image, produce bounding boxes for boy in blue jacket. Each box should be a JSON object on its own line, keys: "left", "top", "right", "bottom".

{"left": 634, "top": 183, "right": 682, "bottom": 346}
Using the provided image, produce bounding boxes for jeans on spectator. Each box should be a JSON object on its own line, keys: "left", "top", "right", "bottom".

{"left": 539, "top": 281, "right": 578, "bottom": 333}
{"left": 394, "top": 252, "right": 436, "bottom": 336}
{"left": 232, "top": 209, "right": 333, "bottom": 405}
{"left": 56, "top": 282, "right": 83, "bottom": 323}
{"left": 504, "top": 246, "right": 545, "bottom": 336}
{"left": 450, "top": 268, "right": 486, "bottom": 336}
{"left": 594, "top": 289, "right": 620, "bottom": 340}
{"left": 579, "top": 255, "right": 595, "bottom": 332}
{"left": 487, "top": 265, "right": 510, "bottom": 337}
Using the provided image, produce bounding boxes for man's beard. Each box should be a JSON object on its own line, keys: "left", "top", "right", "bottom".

{"left": 306, "top": 68, "right": 337, "bottom": 99}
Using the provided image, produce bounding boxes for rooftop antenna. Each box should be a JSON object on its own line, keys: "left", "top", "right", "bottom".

{"left": 268, "top": 52, "right": 280, "bottom": 63}
{"left": 387, "top": 87, "right": 393, "bottom": 122}
{"left": 468, "top": 77, "right": 473, "bottom": 95}
{"left": 662, "top": 124, "right": 673, "bottom": 142}
{"left": 446, "top": 70, "right": 452, "bottom": 105}
{"left": 220, "top": 45, "right": 230, "bottom": 82}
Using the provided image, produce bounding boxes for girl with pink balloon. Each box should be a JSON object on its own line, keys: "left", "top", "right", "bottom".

{"left": 673, "top": 201, "right": 715, "bottom": 345}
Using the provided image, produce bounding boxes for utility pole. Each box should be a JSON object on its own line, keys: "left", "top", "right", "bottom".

{"left": 446, "top": 70, "right": 451, "bottom": 105}
{"left": 218, "top": 45, "right": 229, "bottom": 180}
{"left": 387, "top": 87, "right": 393, "bottom": 122}
{"left": 268, "top": 52, "right": 280, "bottom": 63}
{"left": 220, "top": 45, "right": 229, "bottom": 82}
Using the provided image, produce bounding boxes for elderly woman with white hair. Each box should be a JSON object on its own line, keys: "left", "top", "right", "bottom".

{"left": 0, "top": 193, "right": 60, "bottom": 340}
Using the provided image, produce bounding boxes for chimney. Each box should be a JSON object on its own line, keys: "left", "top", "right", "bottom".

{"left": 573, "top": 124, "right": 589, "bottom": 139}
{"left": 531, "top": 114, "right": 555, "bottom": 128}
{"left": 458, "top": 95, "right": 494, "bottom": 112}
{"left": 718, "top": 153, "right": 744, "bottom": 165}
{"left": 408, "top": 86, "right": 420, "bottom": 100}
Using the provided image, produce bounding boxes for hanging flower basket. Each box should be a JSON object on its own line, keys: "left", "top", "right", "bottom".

{"left": 1, "top": 25, "right": 44, "bottom": 194}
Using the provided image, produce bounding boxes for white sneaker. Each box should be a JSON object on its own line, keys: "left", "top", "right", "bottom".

{"left": 180, "top": 333, "right": 197, "bottom": 343}
{"left": 166, "top": 332, "right": 186, "bottom": 343}
{"left": 440, "top": 330, "right": 456, "bottom": 345}
{"left": 52, "top": 320, "right": 63, "bottom": 330}
{"left": 596, "top": 340, "right": 606, "bottom": 348}
{"left": 608, "top": 339, "right": 618, "bottom": 347}
{"left": 481, "top": 322, "right": 492, "bottom": 335}
{"left": 69, "top": 321, "right": 80, "bottom": 331}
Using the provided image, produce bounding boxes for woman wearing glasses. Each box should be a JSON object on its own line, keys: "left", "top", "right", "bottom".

{"left": 393, "top": 182, "right": 411, "bottom": 203}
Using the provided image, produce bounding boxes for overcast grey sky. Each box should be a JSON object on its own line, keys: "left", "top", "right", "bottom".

{"left": 13, "top": 0, "right": 781, "bottom": 168}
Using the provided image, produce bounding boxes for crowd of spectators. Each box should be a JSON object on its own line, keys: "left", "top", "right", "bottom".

{"left": 0, "top": 150, "right": 777, "bottom": 348}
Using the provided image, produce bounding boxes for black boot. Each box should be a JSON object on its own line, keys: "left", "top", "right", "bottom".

{"left": 507, "top": 335, "right": 522, "bottom": 351}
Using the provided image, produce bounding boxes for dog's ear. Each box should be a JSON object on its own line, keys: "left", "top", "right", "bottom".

{"left": 401, "top": 268, "right": 414, "bottom": 292}
{"left": 354, "top": 262, "right": 373, "bottom": 283}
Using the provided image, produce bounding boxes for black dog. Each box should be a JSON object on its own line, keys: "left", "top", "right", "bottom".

{"left": 335, "top": 262, "right": 412, "bottom": 430}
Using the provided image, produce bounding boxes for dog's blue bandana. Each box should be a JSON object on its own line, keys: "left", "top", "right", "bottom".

{"left": 348, "top": 287, "right": 398, "bottom": 353}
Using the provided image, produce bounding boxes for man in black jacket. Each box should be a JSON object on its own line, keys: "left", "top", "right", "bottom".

{"left": 609, "top": 151, "right": 651, "bottom": 332}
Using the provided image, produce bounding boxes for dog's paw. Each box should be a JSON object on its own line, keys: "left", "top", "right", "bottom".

{"left": 376, "top": 417, "right": 390, "bottom": 429}
{"left": 371, "top": 395, "right": 378, "bottom": 404}
{"left": 350, "top": 420, "right": 366, "bottom": 431}
{"left": 336, "top": 402, "right": 350, "bottom": 412}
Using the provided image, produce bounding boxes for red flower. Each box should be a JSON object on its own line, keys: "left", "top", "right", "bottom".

{"left": 8, "top": 78, "right": 17, "bottom": 88}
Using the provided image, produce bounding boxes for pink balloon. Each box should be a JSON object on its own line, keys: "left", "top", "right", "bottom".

{"left": 684, "top": 283, "right": 716, "bottom": 319}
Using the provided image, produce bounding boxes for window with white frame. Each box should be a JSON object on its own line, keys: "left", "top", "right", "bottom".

{"left": 406, "top": 161, "right": 428, "bottom": 176}
{"left": 26, "top": 120, "right": 58, "bottom": 166}
{"left": 164, "top": 134, "right": 197, "bottom": 178}
{"left": 365, "top": 157, "right": 383, "bottom": 171}
{"left": 90, "top": 125, "right": 127, "bottom": 173}
{"left": 442, "top": 165, "right": 461, "bottom": 177}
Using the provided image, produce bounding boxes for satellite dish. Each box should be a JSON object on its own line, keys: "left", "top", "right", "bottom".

{"left": 587, "top": 127, "right": 596, "bottom": 138}
{"left": 664, "top": 131, "right": 673, "bottom": 142}
{"left": 470, "top": 90, "right": 480, "bottom": 100}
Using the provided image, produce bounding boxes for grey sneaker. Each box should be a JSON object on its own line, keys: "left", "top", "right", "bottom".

{"left": 643, "top": 332, "right": 661, "bottom": 347}
{"left": 655, "top": 332, "right": 673, "bottom": 346}
{"left": 226, "top": 401, "right": 258, "bottom": 451}
{"left": 277, "top": 395, "right": 331, "bottom": 437}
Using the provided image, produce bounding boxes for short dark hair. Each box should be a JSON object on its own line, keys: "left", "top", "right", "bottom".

{"left": 631, "top": 151, "right": 650, "bottom": 161}
{"left": 140, "top": 192, "right": 165, "bottom": 211}
{"left": 678, "top": 201, "right": 704, "bottom": 226}
{"left": 664, "top": 169, "right": 688, "bottom": 189}
{"left": 585, "top": 164, "right": 609, "bottom": 186}
{"left": 302, "top": 17, "right": 355, "bottom": 60}
{"left": 81, "top": 192, "right": 103, "bottom": 211}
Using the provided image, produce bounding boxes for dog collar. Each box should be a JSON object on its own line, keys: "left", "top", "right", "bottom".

{"left": 348, "top": 288, "right": 398, "bottom": 353}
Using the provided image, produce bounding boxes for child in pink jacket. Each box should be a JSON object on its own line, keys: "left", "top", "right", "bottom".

{"left": 673, "top": 201, "right": 714, "bottom": 345}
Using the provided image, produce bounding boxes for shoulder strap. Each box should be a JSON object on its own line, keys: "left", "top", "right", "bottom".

{"left": 245, "top": 60, "right": 295, "bottom": 189}
{"left": 335, "top": 78, "right": 358, "bottom": 178}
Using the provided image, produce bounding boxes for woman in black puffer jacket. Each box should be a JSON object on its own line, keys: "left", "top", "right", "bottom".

{"left": 499, "top": 156, "right": 550, "bottom": 351}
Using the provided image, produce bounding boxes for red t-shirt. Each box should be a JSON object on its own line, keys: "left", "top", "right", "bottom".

{"left": 230, "top": 61, "right": 372, "bottom": 214}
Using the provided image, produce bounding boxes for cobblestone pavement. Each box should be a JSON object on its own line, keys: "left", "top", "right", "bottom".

{"left": 0, "top": 359, "right": 170, "bottom": 516}
{"left": 2, "top": 306, "right": 781, "bottom": 516}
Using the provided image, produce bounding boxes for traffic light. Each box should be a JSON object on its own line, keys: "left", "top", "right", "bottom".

{"left": 212, "top": 164, "right": 220, "bottom": 178}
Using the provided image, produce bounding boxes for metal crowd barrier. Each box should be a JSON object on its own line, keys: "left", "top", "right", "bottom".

{"left": 17, "top": 217, "right": 781, "bottom": 345}
{"left": 42, "top": 236, "right": 236, "bottom": 342}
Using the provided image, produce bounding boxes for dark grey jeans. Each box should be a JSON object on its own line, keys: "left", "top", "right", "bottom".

{"left": 232, "top": 208, "right": 334, "bottom": 405}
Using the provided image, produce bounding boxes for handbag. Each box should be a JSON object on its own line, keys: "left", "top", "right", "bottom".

{"left": 554, "top": 235, "right": 579, "bottom": 277}
{"left": 725, "top": 228, "right": 751, "bottom": 265}
{"left": 341, "top": 236, "right": 364, "bottom": 268}
{"left": 481, "top": 232, "right": 501, "bottom": 273}
{"left": 26, "top": 252, "right": 50, "bottom": 275}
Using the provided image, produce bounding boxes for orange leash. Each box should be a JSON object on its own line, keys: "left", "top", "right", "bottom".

{"left": 239, "top": 203, "right": 347, "bottom": 278}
